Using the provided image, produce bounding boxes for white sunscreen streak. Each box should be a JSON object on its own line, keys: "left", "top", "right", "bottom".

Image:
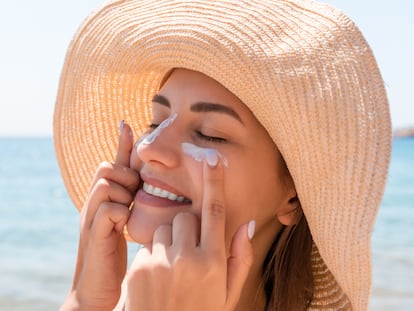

{"left": 140, "top": 113, "right": 178, "bottom": 146}
{"left": 181, "top": 142, "right": 228, "bottom": 167}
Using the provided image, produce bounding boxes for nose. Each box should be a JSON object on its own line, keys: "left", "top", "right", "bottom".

{"left": 135, "top": 113, "right": 181, "bottom": 169}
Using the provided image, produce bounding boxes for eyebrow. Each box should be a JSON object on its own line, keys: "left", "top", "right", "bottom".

{"left": 152, "top": 94, "right": 244, "bottom": 124}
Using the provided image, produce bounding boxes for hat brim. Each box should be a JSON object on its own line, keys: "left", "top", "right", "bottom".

{"left": 54, "top": 1, "right": 392, "bottom": 309}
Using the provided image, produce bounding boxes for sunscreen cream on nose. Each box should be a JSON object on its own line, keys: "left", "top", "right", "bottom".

{"left": 181, "top": 142, "right": 228, "bottom": 167}
{"left": 139, "top": 113, "right": 178, "bottom": 146}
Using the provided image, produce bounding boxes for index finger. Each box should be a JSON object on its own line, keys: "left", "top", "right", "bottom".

{"left": 115, "top": 121, "right": 134, "bottom": 167}
{"left": 200, "top": 152, "right": 226, "bottom": 255}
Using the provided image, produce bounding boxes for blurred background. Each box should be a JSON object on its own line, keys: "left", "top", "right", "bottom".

{"left": 0, "top": 1, "right": 413, "bottom": 310}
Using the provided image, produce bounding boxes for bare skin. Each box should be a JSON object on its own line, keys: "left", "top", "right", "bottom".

{"left": 60, "top": 69, "right": 298, "bottom": 311}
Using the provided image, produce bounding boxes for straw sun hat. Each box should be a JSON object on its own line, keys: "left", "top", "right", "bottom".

{"left": 54, "top": 0, "right": 391, "bottom": 310}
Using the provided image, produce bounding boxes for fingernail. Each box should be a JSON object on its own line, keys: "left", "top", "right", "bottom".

{"left": 119, "top": 120, "right": 124, "bottom": 136}
{"left": 247, "top": 220, "right": 256, "bottom": 240}
{"left": 206, "top": 149, "right": 218, "bottom": 167}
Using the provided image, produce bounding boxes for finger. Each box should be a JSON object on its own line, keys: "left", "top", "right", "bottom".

{"left": 91, "top": 201, "right": 131, "bottom": 240}
{"left": 152, "top": 224, "right": 172, "bottom": 256}
{"left": 172, "top": 212, "right": 199, "bottom": 250}
{"left": 126, "top": 245, "right": 153, "bottom": 311}
{"left": 200, "top": 152, "right": 226, "bottom": 255}
{"left": 89, "top": 161, "right": 140, "bottom": 194}
{"left": 113, "top": 276, "right": 129, "bottom": 311}
{"left": 128, "top": 245, "right": 153, "bottom": 277}
{"left": 134, "top": 244, "right": 152, "bottom": 262}
{"left": 226, "top": 221, "right": 254, "bottom": 308}
{"left": 115, "top": 121, "right": 134, "bottom": 167}
{"left": 82, "top": 178, "right": 134, "bottom": 230}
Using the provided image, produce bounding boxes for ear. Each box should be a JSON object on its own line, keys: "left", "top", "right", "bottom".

{"left": 276, "top": 196, "right": 301, "bottom": 226}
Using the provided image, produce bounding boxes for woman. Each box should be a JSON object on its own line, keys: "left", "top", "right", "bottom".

{"left": 54, "top": 0, "right": 391, "bottom": 310}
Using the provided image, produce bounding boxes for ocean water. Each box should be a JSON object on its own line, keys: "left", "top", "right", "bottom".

{"left": 0, "top": 137, "right": 413, "bottom": 310}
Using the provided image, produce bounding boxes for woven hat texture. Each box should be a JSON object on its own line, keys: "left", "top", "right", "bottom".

{"left": 54, "top": 0, "right": 392, "bottom": 310}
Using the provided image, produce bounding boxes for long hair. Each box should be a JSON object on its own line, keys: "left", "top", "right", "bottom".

{"left": 262, "top": 210, "right": 314, "bottom": 311}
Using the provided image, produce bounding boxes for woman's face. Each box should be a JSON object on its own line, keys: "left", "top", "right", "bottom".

{"left": 128, "top": 68, "right": 294, "bottom": 247}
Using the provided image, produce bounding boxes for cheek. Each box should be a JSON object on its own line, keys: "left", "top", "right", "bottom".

{"left": 218, "top": 167, "right": 254, "bottom": 244}
{"left": 224, "top": 161, "right": 281, "bottom": 232}
{"left": 183, "top": 157, "right": 241, "bottom": 246}
{"left": 182, "top": 157, "right": 205, "bottom": 208}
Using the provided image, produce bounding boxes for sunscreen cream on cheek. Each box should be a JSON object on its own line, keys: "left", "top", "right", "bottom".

{"left": 181, "top": 142, "right": 228, "bottom": 167}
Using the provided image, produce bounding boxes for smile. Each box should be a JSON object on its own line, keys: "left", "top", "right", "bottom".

{"left": 143, "top": 182, "right": 191, "bottom": 203}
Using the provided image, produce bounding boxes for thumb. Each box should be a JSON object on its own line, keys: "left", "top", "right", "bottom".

{"left": 115, "top": 120, "right": 134, "bottom": 167}
{"left": 226, "top": 220, "right": 255, "bottom": 308}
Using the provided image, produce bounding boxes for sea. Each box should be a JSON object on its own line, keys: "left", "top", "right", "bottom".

{"left": 0, "top": 137, "right": 413, "bottom": 310}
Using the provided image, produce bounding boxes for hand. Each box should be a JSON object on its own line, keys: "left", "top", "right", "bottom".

{"left": 125, "top": 155, "right": 254, "bottom": 311}
{"left": 61, "top": 122, "right": 140, "bottom": 311}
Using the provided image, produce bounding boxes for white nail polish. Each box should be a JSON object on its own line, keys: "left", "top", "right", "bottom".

{"left": 119, "top": 120, "right": 124, "bottom": 136}
{"left": 247, "top": 220, "right": 256, "bottom": 240}
{"left": 206, "top": 149, "right": 218, "bottom": 167}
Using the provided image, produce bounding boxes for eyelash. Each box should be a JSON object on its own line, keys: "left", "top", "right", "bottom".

{"left": 147, "top": 124, "right": 226, "bottom": 143}
{"left": 195, "top": 131, "right": 226, "bottom": 143}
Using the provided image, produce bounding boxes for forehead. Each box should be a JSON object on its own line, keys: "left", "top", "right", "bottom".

{"left": 158, "top": 68, "right": 249, "bottom": 113}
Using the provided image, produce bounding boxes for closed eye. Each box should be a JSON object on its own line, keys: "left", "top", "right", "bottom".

{"left": 147, "top": 124, "right": 226, "bottom": 143}
{"left": 196, "top": 131, "right": 226, "bottom": 143}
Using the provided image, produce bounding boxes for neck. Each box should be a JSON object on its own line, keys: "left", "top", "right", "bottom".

{"left": 234, "top": 219, "right": 283, "bottom": 311}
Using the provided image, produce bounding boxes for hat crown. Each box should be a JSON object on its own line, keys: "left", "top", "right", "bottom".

{"left": 55, "top": 1, "right": 392, "bottom": 309}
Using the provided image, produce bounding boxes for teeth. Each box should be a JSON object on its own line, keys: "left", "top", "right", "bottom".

{"left": 153, "top": 187, "right": 161, "bottom": 196}
{"left": 160, "top": 190, "right": 169, "bottom": 198}
{"left": 168, "top": 193, "right": 178, "bottom": 200}
{"left": 143, "top": 182, "right": 188, "bottom": 203}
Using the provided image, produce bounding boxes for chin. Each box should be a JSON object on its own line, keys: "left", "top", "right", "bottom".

{"left": 126, "top": 205, "right": 176, "bottom": 244}
{"left": 126, "top": 214, "right": 165, "bottom": 244}
{"left": 126, "top": 221, "right": 155, "bottom": 244}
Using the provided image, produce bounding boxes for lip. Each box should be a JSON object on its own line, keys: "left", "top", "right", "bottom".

{"left": 135, "top": 173, "right": 191, "bottom": 208}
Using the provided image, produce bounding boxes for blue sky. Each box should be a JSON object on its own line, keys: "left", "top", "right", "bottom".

{"left": 0, "top": 1, "right": 413, "bottom": 136}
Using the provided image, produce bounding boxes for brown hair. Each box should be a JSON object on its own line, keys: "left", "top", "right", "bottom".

{"left": 262, "top": 209, "right": 314, "bottom": 311}
{"left": 261, "top": 153, "right": 314, "bottom": 311}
